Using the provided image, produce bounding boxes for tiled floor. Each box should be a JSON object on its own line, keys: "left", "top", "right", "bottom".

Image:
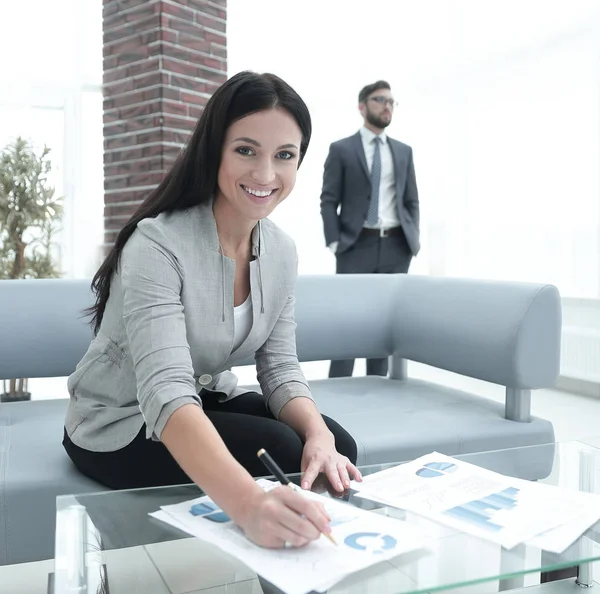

{"left": 4, "top": 362, "right": 600, "bottom": 593}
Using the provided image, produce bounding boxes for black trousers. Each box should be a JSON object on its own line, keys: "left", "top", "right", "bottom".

{"left": 63, "top": 390, "right": 358, "bottom": 490}
{"left": 330, "top": 227, "right": 413, "bottom": 378}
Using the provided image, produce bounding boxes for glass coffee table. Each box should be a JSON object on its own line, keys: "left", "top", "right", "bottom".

{"left": 52, "top": 441, "right": 600, "bottom": 594}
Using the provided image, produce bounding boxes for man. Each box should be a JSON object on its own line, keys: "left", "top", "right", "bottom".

{"left": 320, "top": 80, "right": 420, "bottom": 378}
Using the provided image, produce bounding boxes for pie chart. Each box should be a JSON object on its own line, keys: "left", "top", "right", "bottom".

{"left": 343, "top": 532, "right": 397, "bottom": 554}
{"left": 416, "top": 461, "right": 458, "bottom": 478}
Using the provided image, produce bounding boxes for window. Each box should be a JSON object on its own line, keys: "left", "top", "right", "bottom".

{"left": 0, "top": 0, "right": 103, "bottom": 279}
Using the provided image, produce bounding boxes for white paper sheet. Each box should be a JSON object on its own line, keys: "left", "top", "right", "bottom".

{"left": 151, "top": 479, "right": 427, "bottom": 594}
{"left": 351, "top": 452, "right": 600, "bottom": 550}
{"left": 527, "top": 510, "right": 600, "bottom": 553}
{"left": 149, "top": 509, "right": 347, "bottom": 593}
{"left": 352, "top": 491, "right": 599, "bottom": 555}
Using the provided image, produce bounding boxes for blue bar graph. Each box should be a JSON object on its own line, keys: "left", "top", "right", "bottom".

{"left": 444, "top": 487, "right": 520, "bottom": 532}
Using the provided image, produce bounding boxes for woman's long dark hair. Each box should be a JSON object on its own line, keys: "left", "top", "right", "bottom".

{"left": 87, "top": 71, "right": 312, "bottom": 335}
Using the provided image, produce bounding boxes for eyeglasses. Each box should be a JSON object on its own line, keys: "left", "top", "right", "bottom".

{"left": 368, "top": 96, "right": 398, "bottom": 108}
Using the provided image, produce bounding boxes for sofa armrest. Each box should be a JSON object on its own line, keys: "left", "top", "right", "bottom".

{"left": 392, "top": 276, "right": 561, "bottom": 389}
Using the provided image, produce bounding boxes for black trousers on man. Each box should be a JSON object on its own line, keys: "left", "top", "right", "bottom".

{"left": 329, "top": 227, "right": 412, "bottom": 378}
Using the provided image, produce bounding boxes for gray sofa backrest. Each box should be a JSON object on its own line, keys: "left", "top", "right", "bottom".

{"left": 0, "top": 279, "right": 95, "bottom": 379}
{"left": 0, "top": 275, "right": 561, "bottom": 389}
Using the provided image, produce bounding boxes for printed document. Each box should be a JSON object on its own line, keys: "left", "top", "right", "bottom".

{"left": 351, "top": 452, "right": 600, "bottom": 550}
{"left": 151, "top": 479, "right": 426, "bottom": 594}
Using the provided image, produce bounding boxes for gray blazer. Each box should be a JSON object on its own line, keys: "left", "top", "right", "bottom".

{"left": 320, "top": 131, "right": 420, "bottom": 255}
{"left": 65, "top": 201, "right": 313, "bottom": 452}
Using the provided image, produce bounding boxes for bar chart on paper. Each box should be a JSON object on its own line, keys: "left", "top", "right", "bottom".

{"left": 444, "top": 487, "right": 520, "bottom": 532}
{"left": 351, "top": 452, "right": 593, "bottom": 549}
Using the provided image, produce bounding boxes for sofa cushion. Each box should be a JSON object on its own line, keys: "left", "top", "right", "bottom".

{"left": 0, "top": 399, "right": 101, "bottom": 565}
{"left": 0, "top": 378, "right": 554, "bottom": 565}
{"left": 302, "top": 377, "right": 554, "bottom": 472}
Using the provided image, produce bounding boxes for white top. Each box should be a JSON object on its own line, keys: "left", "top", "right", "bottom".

{"left": 233, "top": 292, "right": 253, "bottom": 351}
{"left": 359, "top": 126, "right": 399, "bottom": 229}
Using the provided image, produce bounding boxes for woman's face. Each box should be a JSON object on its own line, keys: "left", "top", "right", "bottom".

{"left": 216, "top": 108, "right": 303, "bottom": 222}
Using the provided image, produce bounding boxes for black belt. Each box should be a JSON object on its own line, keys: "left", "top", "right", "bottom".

{"left": 361, "top": 226, "right": 403, "bottom": 238}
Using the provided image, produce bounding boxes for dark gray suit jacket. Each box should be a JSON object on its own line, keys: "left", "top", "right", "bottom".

{"left": 320, "top": 131, "right": 420, "bottom": 255}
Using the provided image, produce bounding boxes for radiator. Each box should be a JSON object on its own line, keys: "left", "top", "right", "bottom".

{"left": 560, "top": 326, "right": 600, "bottom": 383}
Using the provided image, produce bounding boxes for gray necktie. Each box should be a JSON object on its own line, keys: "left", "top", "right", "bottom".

{"left": 366, "top": 137, "right": 382, "bottom": 226}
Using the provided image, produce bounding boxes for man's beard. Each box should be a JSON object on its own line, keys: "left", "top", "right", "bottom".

{"left": 366, "top": 109, "right": 391, "bottom": 129}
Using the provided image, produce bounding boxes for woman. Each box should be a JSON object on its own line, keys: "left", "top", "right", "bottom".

{"left": 63, "top": 71, "right": 361, "bottom": 549}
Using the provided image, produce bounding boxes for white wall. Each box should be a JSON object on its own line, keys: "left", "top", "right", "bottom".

{"left": 228, "top": 0, "right": 600, "bottom": 298}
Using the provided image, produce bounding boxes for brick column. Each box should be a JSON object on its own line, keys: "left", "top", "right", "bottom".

{"left": 102, "top": 0, "right": 227, "bottom": 247}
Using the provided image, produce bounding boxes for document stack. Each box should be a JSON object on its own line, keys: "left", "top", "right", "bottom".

{"left": 351, "top": 451, "right": 600, "bottom": 553}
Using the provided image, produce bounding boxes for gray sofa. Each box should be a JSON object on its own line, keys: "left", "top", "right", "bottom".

{"left": 0, "top": 274, "right": 561, "bottom": 565}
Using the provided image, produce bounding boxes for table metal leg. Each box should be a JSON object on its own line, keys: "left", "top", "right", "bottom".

{"left": 576, "top": 449, "right": 595, "bottom": 588}
{"left": 53, "top": 504, "right": 88, "bottom": 593}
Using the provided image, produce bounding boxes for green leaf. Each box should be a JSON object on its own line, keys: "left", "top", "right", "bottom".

{"left": 0, "top": 137, "right": 63, "bottom": 279}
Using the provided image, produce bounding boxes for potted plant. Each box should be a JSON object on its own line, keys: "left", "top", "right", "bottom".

{"left": 0, "top": 136, "right": 63, "bottom": 402}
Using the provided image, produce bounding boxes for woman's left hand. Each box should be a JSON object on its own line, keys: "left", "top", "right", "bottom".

{"left": 300, "top": 433, "right": 362, "bottom": 492}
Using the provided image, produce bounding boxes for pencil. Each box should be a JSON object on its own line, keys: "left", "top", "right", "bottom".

{"left": 257, "top": 448, "right": 337, "bottom": 545}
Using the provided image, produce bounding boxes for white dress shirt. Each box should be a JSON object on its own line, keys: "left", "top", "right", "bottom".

{"left": 328, "top": 127, "right": 399, "bottom": 253}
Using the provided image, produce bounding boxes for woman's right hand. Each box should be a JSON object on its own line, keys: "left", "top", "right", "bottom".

{"left": 237, "top": 485, "right": 332, "bottom": 549}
